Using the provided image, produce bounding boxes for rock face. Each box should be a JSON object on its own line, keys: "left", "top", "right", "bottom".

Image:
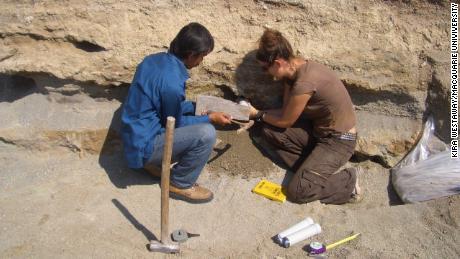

{"left": 0, "top": 0, "right": 451, "bottom": 167}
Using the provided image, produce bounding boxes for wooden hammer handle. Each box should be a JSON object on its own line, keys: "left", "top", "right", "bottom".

{"left": 230, "top": 119, "right": 246, "bottom": 126}
{"left": 161, "top": 117, "right": 175, "bottom": 243}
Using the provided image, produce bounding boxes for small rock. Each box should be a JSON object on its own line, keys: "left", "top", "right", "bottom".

{"left": 24, "top": 16, "right": 34, "bottom": 24}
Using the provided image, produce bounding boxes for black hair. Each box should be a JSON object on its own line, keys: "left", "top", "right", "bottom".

{"left": 169, "top": 22, "right": 214, "bottom": 60}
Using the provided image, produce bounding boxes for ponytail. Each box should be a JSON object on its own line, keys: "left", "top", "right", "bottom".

{"left": 256, "top": 29, "right": 294, "bottom": 64}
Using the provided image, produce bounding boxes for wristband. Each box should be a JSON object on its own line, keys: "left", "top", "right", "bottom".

{"left": 254, "top": 110, "right": 266, "bottom": 122}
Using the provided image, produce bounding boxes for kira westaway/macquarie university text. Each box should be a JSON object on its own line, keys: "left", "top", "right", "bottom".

{"left": 451, "top": 2, "right": 458, "bottom": 158}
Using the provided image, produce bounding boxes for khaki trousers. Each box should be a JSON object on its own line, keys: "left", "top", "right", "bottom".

{"left": 261, "top": 121, "right": 357, "bottom": 204}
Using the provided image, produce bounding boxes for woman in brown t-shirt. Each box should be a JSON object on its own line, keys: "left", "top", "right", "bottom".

{"left": 250, "top": 29, "right": 362, "bottom": 204}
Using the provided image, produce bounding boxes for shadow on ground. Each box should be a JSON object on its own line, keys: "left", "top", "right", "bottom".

{"left": 98, "top": 105, "right": 160, "bottom": 189}
{"left": 112, "top": 199, "right": 158, "bottom": 242}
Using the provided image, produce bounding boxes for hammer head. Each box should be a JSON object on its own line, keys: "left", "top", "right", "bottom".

{"left": 149, "top": 240, "right": 180, "bottom": 254}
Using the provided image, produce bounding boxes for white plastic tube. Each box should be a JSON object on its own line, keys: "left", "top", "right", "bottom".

{"left": 283, "top": 223, "right": 322, "bottom": 248}
{"left": 275, "top": 217, "right": 314, "bottom": 244}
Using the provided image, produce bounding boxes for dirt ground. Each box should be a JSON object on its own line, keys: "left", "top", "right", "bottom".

{"left": 207, "top": 128, "right": 277, "bottom": 178}
{"left": 1, "top": 130, "right": 459, "bottom": 259}
{"left": 0, "top": 0, "right": 457, "bottom": 258}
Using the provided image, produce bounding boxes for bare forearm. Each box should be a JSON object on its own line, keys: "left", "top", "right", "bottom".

{"left": 260, "top": 93, "right": 311, "bottom": 129}
{"left": 263, "top": 110, "right": 291, "bottom": 128}
{"left": 265, "top": 109, "right": 282, "bottom": 117}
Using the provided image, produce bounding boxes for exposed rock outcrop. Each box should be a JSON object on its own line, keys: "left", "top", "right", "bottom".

{"left": 0, "top": 0, "right": 451, "bottom": 168}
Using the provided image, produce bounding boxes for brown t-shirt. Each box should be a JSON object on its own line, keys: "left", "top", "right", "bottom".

{"left": 289, "top": 60, "right": 356, "bottom": 137}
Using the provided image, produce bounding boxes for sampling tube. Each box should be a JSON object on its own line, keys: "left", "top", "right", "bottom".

{"left": 275, "top": 217, "right": 314, "bottom": 244}
{"left": 283, "top": 223, "right": 322, "bottom": 248}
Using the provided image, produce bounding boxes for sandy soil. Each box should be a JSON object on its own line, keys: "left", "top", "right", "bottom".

{"left": 0, "top": 131, "right": 459, "bottom": 259}
{"left": 208, "top": 129, "right": 277, "bottom": 178}
{"left": 0, "top": 1, "right": 456, "bottom": 258}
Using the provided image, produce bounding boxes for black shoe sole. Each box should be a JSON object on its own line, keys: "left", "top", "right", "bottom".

{"left": 169, "top": 192, "right": 214, "bottom": 204}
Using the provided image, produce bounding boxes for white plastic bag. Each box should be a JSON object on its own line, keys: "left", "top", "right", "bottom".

{"left": 391, "top": 117, "right": 460, "bottom": 203}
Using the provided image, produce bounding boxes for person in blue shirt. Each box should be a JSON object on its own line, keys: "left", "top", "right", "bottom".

{"left": 121, "top": 23, "right": 232, "bottom": 203}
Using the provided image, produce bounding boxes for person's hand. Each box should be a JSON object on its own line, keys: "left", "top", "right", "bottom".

{"left": 208, "top": 112, "right": 232, "bottom": 126}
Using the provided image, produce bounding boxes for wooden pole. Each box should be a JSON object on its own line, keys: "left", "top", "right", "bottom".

{"left": 161, "top": 116, "right": 175, "bottom": 243}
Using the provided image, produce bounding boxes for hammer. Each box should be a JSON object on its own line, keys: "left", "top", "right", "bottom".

{"left": 149, "top": 117, "right": 180, "bottom": 253}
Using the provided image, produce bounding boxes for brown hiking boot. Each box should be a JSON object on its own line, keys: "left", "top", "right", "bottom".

{"left": 144, "top": 162, "right": 179, "bottom": 178}
{"left": 144, "top": 163, "right": 161, "bottom": 178}
{"left": 169, "top": 183, "right": 214, "bottom": 204}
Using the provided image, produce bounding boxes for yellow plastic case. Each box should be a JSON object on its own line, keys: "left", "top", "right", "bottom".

{"left": 252, "top": 179, "right": 287, "bottom": 203}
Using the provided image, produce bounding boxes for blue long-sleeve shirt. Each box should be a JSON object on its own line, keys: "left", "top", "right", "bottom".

{"left": 121, "top": 52, "right": 210, "bottom": 169}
